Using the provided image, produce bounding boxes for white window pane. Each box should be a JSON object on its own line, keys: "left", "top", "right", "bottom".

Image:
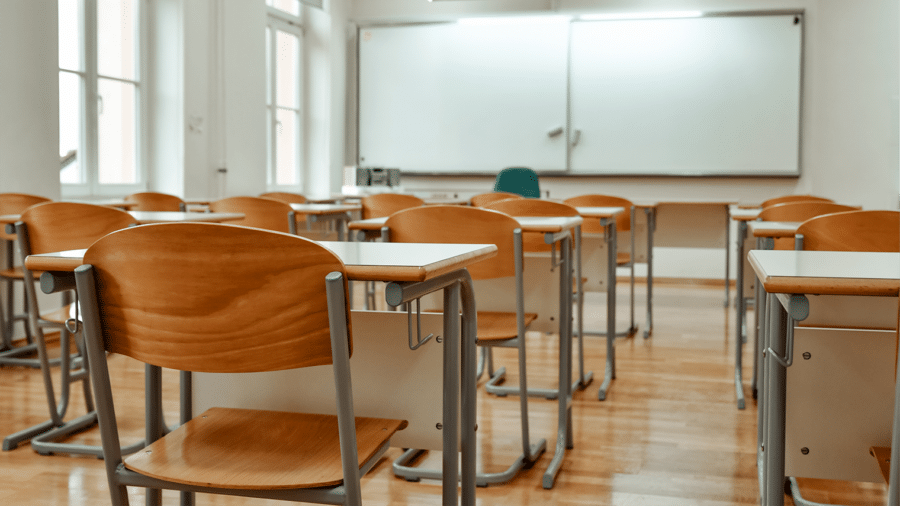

{"left": 266, "top": 108, "right": 273, "bottom": 178}
{"left": 266, "top": 27, "right": 272, "bottom": 106}
{"left": 98, "top": 0, "right": 136, "bottom": 80}
{"left": 59, "top": 0, "right": 81, "bottom": 71}
{"left": 275, "top": 108, "right": 298, "bottom": 185}
{"left": 98, "top": 79, "right": 137, "bottom": 184}
{"left": 60, "top": 72, "right": 83, "bottom": 184}
{"left": 275, "top": 30, "right": 299, "bottom": 108}
{"left": 272, "top": 0, "right": 299, "bottom": 16}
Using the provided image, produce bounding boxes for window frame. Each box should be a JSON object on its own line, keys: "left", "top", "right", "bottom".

{"left": 60, "top": 0, "right": 149, "bottom": 199}
{"left": 265, "top": 7, "right": 304, "bottom": 191}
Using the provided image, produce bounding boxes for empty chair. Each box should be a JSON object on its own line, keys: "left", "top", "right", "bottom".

{"left": 758, "top": 201, "right": 860, "bottom": 249}
{"left": 360, "top": 193, "right": 424, "bottom": 219}
{"left": 260, "top": 192, "right": 309, "bottom": 224}
{"left": 796, "top": 210, "right": 900, "bottom": 252}
{"left": 470, "top": 192, "right": 524, "bottom": 208}
{"left": 3, "top": 202, "right": 137, "bottom": 453}
{"left": 75, "top": 222, "right": 406, "bottom": 506}
{"left": 124, "top": 191, "right": 185, "bottom": 212}
{"left": 493, "top": 167, "right": 540, "bottom": 198}
{"left": 209, "top": 196, "right": 296, "bottom": 233}
{"left": 564, "top": 194, "right": 638, "bottom": 337}
{"left": 384, "top": 205, "right": 544, "bottom": 484}
{"left": 760, "top": 194, "right": 834, "bottom": 208}
{"left": 0, "top": 193, "right": 51, "bottom": 351}
{"left": 483, "top": 198, "right": 592, "bottom": 396}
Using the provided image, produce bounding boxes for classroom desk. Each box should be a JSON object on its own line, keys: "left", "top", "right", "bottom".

{"left": 731, "top": 208, "right": 762, "bottom": 409}
{"left": 28, "top": 240, "right": 496, "bottom": 506}
{"left": 289, "top": 203, "right": 362, "bottom": 241}
{"left": 749, "top": 250, "right": 900, "bottom": 506}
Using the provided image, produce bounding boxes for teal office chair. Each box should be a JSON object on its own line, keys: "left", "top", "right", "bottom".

{"left": 493, "top": 167, "right": 540, "bottom": 198}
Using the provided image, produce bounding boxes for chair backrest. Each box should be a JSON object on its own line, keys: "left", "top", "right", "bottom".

{"left": 80, "top": 223, "right": 349, "bottom": 372}
{"left": 758, "top": 201, "right": 860, "bottom": 223}
{"left": 259, "top": 192, "right": 308, "bottom": 204}
{"left": 360, "top": 193, "right": 424, "bottom": 220}
{"left": 761, "top": 194, "right": 833, "bottom": 208}
{"left": 19, "top": 202, "right": 137, "bottom": 255}
{"left": 125, "top": 192, "right": 185, "bottom": 212}
{"left": 483, "top": 198, "right": 578, "bottom": 252}
{"left": 493, "top": 167, "right": 540, "bottom": 198}
{"left": 796, "top": 210, "right": 900, "bottom": 252}
{"left": 469, "top": 192, "right": 524, "bottom": 208}
{"left": 563, "top": 194, "right": 633, "bottom": 233}
{"left": 384, "top": 206, "right": 518, "bottom": 280}
{"left": 209, "top": 196, "right": 295, "bottom": 233}
{"left": 0, "top": 193, "right": 52, "bottom": 241}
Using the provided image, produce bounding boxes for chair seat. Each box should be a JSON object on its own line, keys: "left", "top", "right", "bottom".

{"left": 476, "top": 311, "right": 537, "bottom": 341}
{"left": 0, "top": 266, "right": 25, "bottom": 279}
{"left": 616, "top": 252, "right": 631, "bottom": 266}
{"left": 40, "top": 304, "right": 77, "bottom": 325}
{"left": 124, "top": 407, "right": 407, "bottom": 490}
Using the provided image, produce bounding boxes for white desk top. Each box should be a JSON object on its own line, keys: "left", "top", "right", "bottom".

{"left": 26, "top": 241, "right": 498, "bottom": 284}
{"left": 289, "top": 203, "right": 362, "bottom": 215}
{"left": 732, "top": 208, "right": 762, "bottom": 221}
{"left": 129, "top": 211, "right": 243, "bottom": 224}
{"left": 748, "top": 221, "right": 800, "bottom": 238}
{"left": 748, "top": 250, "right": 900, "bottom": 296}
{"left": 348, "top": 215, "right": 583, "bottom": 233}
{"left": 574, "top": 207, "right": 625, "bottom": 218}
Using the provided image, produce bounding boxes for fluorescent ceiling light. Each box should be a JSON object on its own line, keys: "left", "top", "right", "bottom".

{"left": 458, "top": 15, "right": 571, "bottom": 26}
{"left": 580, "top": 11, "right": 703, "bottom": 21}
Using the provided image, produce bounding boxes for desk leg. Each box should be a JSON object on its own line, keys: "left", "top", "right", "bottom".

{"left": 543, "top": 233, "right": 574, "bottom": 489}
{"left": 459, "top": 276, "right": 477, "bottom": 506}
{"left": 734, "top": 220, "right": 747, "bottom": 410}
{"left": 146, "top": 365, "right": 163, "bottom": 506}
{"left": 888, "top": 344, "right": 900, "bottom": 506}
{"left": 764, "top": 293, "right": 787, "bottom": 506}
{"left": 723, "top": 205, "right": 731, "bottom": 308}
{"left": 599, "top": 220, "right": 617, "bottom": 401}
{"left": 643, "top": 208, "right": 654, "bottom": 339}
{"left": 442, "top": 282, "right": 461, "bottom": 506}
{"left": 573, "top": 225, "right": 593, "bottom": 390}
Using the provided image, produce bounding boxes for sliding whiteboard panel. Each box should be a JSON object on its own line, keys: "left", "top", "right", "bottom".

{"left": 569, "top": 15, "right": 802, "bottom": 175}
{"left": 358, "top": 20, "right": 569, "bottom": 173}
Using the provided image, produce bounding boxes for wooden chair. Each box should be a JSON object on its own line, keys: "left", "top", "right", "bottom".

{"left": 124, "top": 191, "right": 185, "bottom": 212}
{"left": 469, "top": 192, "right": 523, "bottom": 208}
{"left": 482, "top": 198, "right": 593, "bottom": 396}
{"left": 564, "top": 194, "right": 638, "bottom": 337}
{"left": 360, "top": 193, "right": 424, "bottom": 219}
{"left": 0, "top": 193, "right": 51, "bottom": 351}
{"left": 209, "top": 196, "right": 296, "bottom": 234}
{"left": 260, "top": 192, "right": 309, "bottom": 224}
{"left": 384, "top": 205, "right": 544, "bottom": 485}
{"left": 796, "top": 210, "right": 900, "bottom": 252}
{"left": 758, "top": 201, "right": 860, "bottom": 249}
{"left": 76, "top": 222, "right": 406, "bottom": 506}
{"left": 761, "top": 194, "right": 834, "bottom": 209}
{"left": 2, "top": 202, "right": 138, "bottom": 454}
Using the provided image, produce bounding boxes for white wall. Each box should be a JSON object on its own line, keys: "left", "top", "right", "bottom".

{"left": 0, "top": 0, "right": 62, "bottom": 199}
{"left": 347, "top": 0, "right": 900, "bottom": 279}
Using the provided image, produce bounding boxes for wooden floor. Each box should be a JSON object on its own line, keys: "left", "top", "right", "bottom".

{"left": 0, "top": 282, "right": 888, "bottom": 505}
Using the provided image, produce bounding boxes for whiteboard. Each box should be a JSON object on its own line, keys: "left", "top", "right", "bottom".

{"left": 358, "top": 20, "right": 569, "bottom": 173}
{"left": 357, "top": 13, "right": 803, "bottom": 176}
{"left": 569, "top": 15, "right": 802, "bottom": 175}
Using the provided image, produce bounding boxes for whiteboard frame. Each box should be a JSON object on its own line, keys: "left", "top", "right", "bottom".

{"left": 354, "top": 9, "right": 805, "bottom": 178}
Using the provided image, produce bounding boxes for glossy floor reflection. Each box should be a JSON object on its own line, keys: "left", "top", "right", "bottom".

{"left": 0, "top": 281, "right": 887, "bottom": 505}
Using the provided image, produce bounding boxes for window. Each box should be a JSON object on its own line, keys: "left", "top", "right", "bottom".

{"left": 59, "top": 0, "right": 145, "bottom": 197}
{"left": 266, "top": 1, "right": 303, "bottom": 188}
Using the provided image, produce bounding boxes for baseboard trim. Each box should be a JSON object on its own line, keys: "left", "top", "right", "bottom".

{"left": 617, "top": 276, "right": 736, "bottom": 288}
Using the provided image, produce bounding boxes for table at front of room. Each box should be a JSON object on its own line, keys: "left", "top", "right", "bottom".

{"left": 289, "top": 203, "right": 362, "bottom": 241}
{"left": 748, "top": 250, "right": 900, "bottom": 506}
{"left": 27, "top": 240, "right": 497, "bottom": 506}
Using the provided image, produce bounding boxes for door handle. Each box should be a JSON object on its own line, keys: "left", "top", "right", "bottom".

{"left": 571, "top": 129, "right": 582, "bottom": 148}
{"left": 547, "top": 126, "right": 564, "bottom": 138}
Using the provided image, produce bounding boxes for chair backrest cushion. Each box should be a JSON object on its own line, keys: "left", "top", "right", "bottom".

{"left": 83, "top": 223, "right": 348, "bottom": 373}
{"left": 483, "top": 199, "right": 578, "bottom": 253}
{"left": 210, "top": 196, "right": 294, "bottom": 233}
{"left": 469, "top": 192, "right": 523, "bottom": 208}
{"left": 361, "top": 193, "right": 424, "bottom": 220}
{"left": 125, "top": 192, "right": 185, "bottom": 212}
{"left": 21, "top": 202, "right": 137, "bottom": 255}
{"left": 385, "top": 206, "right": 518, "bottom": 280}
{"left": 493, "top": 167, "right": 540, "bottom": 198}
{"left": 563, "top": 194, "right": 633, "bottom": 233}
{"left": 797, "top": 210, "right": 900, "bottom": 252}
{"left": 761, "top": 194, "right": 833, "bottom": 209}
